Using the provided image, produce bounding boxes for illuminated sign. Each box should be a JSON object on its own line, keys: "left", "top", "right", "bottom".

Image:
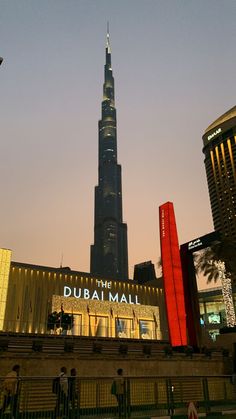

{"left": 208, "top": 313, "right": 221, "bottom": 324}
{"left": 63, "top": 286, "right": 140, "bottom": 305}
{"left": 188, "top": 238, "right": 203, "bottom": 250}
{"left": 161, "top": 208, "right": 165, "bottom": 238}
{"left": 207, "top": 128, "right": 221, "bottom": 141}
{"left": 159, "top": 202, "right": 187, "bottom": 347}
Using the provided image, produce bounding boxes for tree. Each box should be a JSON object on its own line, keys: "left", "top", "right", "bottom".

{"left": 47, "top": 311, "right": 59, "bottom": 331}
{"left": 195, "top": 238, "right": 236, "bottom": 327}
{"left": 47, "top": 310, "right": 74, "bottom": 333}
{"left": 60, "top": 312, "right": 74, "bottom": 331}
{"left": 194, "top": 238, "right": 236, "bottom": 284}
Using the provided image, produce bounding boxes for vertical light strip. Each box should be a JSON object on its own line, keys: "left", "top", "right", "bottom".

{"left": 215, "top": 145, "right": 228, "bottom": 229}
{"left": 210, "top": 149, "right": 217, "bottom": 182}
{"left": 210, "top": 148, "right": 222, "bottom": 226}
{"left": 210, "top": 150, "right": 215, "bottom": 172}
{"left": 220, "top": 143, "right": 226, "bottom": 168}
{"left": 220, "top": 142, "right": 229, "bottom": 192}
{"left": 215, "top": 146, "right": 222, "bottom": 177}
{"left": 0, "top": 249, "right": 12, "bottom": 330}
{"left": 227, "top": 139, "right": 236, "bottom": 183}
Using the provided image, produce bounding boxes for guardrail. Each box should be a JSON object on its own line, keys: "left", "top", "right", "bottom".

{"left": 0, "top": 375, "right": 236, "bottom": 418}
{"left": 3, "top": 320, "right": 158, "bottom": 340}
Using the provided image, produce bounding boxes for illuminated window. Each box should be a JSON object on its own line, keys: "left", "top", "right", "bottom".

{"left": 139, "top": 320, "right": 156, "bottom": 340}
{"left": 208, "top": 313, "right": 221, "bottom": 324}
{"left": 71, "top": 314, "right": 82, "bottom": 336}
{"left": 116, "top": 318, "right": 132, "bottom": 338}
{"left": 89, "top": 315, "right": 108, "bottom": 337}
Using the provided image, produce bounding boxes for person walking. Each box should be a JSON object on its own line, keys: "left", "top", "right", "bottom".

{"left": 111, "top": 368, "right": 126, "bottom": 418}
{"left": 0, "top": 364, "right": 20, "bottom": 419}
{"left": 54, "top": 366, "right": 69, "bottom": 419}
{"left": 68, "top": 368, "right": 79, "bottom": 418}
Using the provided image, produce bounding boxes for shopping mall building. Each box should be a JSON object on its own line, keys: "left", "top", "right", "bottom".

{"left": 0, "top": 248, "right": 169, "bottom": 340}
{"left": 1, "top": 245, "right": 234, "bottom": 344}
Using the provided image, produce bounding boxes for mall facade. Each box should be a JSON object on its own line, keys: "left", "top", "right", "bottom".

{"left": 1, "top": 245, "right": 236, "bottom": 344}
{"left": 0, "top": 248, "right": 168, "bottom": 340}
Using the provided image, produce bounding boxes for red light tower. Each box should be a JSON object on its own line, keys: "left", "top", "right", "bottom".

{"left": 159, "top": 202, "right": 187, "bottom": 346}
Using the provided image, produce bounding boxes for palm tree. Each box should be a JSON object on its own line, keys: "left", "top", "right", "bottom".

{"left": 195, "top": 238, "right": 236, "bottom": 327}
{"left": 195, "top": 238, "right": 236, "bottom": 283}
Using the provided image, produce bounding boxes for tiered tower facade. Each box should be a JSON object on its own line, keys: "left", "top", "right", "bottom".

{"left": 90, "top": 31, "right": 128, "bottom": 280}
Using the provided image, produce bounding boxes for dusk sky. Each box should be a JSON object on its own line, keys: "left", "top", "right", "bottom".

{"left": 1, "top": 0, "right": 236, "bottom": 284}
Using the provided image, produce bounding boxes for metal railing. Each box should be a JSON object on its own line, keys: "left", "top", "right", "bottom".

{"left": 0, "top": 375, "right": 236, "bottom": 418}
{"left": 3, "top": 320, "right": 158, "bottom": 340}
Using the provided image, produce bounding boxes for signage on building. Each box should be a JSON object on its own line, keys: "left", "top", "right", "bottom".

{"left": 63, "top": 285, "right": 140, "bottom": 305}
{"left": 188, "top": 238, "right": 203, "bottom": 250}
{"left": 183, "top": 231, "right": 220, "bottom": 253}
{"left": 207, "top": 128, "right": 221, "bottom": 141}
{"left": 161, "top": 208, "right": 165, "bottom": 238}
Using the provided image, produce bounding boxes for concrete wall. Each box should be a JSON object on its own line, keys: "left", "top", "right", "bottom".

{"left": 0, "top": 352, "right": 231, "bottom": 378}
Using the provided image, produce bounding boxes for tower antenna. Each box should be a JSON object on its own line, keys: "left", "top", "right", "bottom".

{"left": 106, "top": 21, "right": 111, "bottom": 52}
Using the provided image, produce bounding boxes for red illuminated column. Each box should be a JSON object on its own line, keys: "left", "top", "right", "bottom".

{"left": 159, "top": 202, "right": 187, "bottom": 346}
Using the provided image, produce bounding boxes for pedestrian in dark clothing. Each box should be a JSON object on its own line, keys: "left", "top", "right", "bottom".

{"left": 54, "top": 366, "right": 69, "bottom": 419}
{"left": 111, "top": 368, "right": 126, "bottom": 418}
{"left": 68, "top": 368, "right": 79, "bottom": 418}
{"left": 0, "top": 364, "right": 20, "bottom": 419}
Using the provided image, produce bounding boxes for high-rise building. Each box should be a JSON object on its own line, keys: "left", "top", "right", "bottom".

{"left": 203, "top": 106, "right": 236, "bottom": 241}
{"left": 90, "top": 30, "right": 128, "bottom": 280}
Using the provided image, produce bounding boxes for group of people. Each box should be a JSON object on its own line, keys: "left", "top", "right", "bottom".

{"left": 56, "top": 367, "right": 127, "bottom": 419}
{"left": 0, "top": 364, "right": 126, "bottom": 419}
{"left": 56, "top": 367, "right": 128, "bottom": 419}
{"left": 0, "top": 365, "right": 78, "bottom": 419}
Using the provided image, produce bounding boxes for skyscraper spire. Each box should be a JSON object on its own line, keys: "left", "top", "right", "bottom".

{"left": 106, "top": 22, "right": 111, "bottom": 53}
{"left": 90, "top": 29, "right": 128, "bottom": 280}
